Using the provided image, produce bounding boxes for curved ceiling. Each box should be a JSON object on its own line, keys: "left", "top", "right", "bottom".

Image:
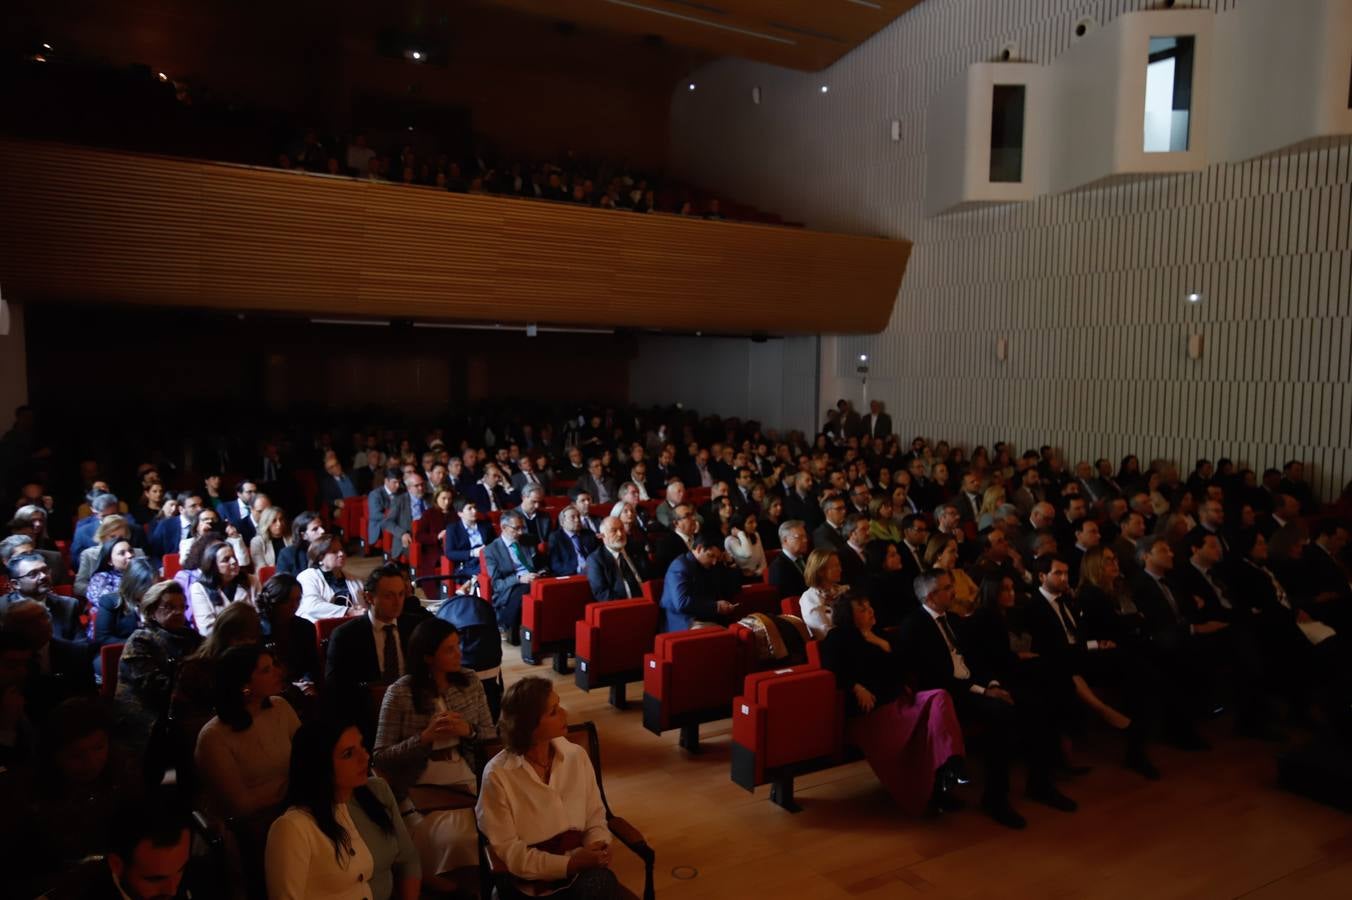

{"left": 483, "top": 0, "right": 925, "bottom": 71}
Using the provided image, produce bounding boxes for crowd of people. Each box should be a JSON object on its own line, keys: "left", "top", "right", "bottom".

{"left": 2, "top": 399, "right": 1352, "bottom": 896}
{"left": 278, "top": 127, "right": 749, "bottom": 221}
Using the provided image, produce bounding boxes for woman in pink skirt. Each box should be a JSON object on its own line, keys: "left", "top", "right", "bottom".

{"left": 819, "top": 593, "right": 967, "bottom": 816}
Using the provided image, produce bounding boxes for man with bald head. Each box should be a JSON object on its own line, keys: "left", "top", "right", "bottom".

{"left": 586, "top": 517, "right": 646, "bottom": 601}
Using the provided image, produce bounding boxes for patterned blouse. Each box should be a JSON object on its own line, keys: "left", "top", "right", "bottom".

{"left": 372, "top": 671, "right": 495, "bottom": 799}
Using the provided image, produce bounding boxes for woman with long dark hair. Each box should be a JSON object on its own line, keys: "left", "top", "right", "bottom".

{"left": 188, "top": 541, "right": 258, "bottom": 636}
{"left": 277, "top": 511, "right": 325, "bottom": 577}
{"left": 374, "top": 618, "right": 494, "bottom": 894}
{"left": 266, "top": 720, "right": 421, "bottom": 900}
{"left": 256, "top": 573, "right": 320, "bottom": 688}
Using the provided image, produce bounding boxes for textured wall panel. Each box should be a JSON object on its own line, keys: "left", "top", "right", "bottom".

{"left": 0, "top": 140, "right": 910, "bottom": 336}
{"left": 670, "top": 0, "right": 1352, "bottom": 500}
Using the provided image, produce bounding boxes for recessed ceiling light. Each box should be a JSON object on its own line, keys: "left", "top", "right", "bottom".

{"left": 42, "top": 42, "right": 52, "bottom": 50}
{"left": 820, "top": 85, "right": 829, "bottom": 93}
{"left": 157, "top": 72, "right": 168, "bottom": 82}
{"left": 1186, "top": 291, "right": 1203, "bottom": 303}
{"left": 688, "top": 82, "right": 696, "bottom": 91}
{"left": 411, "top": 50, "right": 422, "bottom": 60}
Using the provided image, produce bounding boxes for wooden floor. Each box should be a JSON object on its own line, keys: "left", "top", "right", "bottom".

{"left": 499, "top": 650, "right": 1352, "bottom": 900}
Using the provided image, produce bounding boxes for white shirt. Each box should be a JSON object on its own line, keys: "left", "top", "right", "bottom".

{"left": 724, "top": 531, "right": 767, "bottom": 577}
{"left": 475, "top": 739, "right": 611, "bottom": 884}
{"left": 369, "top": 610, "right": 405, "bottom": 676}
{"left": 266, "top": 804, "right": 375, "bottom": 900}
{"left": 297, "top": 568, "right": 364, "bottom": 622}
{"left": 798, "top": 586, "right": 843, "bottom": 640}
{"left": 190, "top": 577, "right": 258, "bottom": 636}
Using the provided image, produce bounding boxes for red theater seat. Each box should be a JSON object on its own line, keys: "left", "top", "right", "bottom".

{"left": 100, "top": 643, "right": 125, "bottom": 699}
{"left": 521, "top": 575, "right": 593, "bottom": 671}
{"left": 642, "top": 628, "right": 750, "bottom": 751}
{"left": 761, "top": 549, "right": 782, "bottom": 584}
{"left": 257, "top": 566, "right": 276, "bottom": 585}
{"left": 640, "top": 579, "right": 663, "bottom": 607}
{"left": 162, "top": 553, "right": 181, "bottom": 579}
{"left": 477, "top": 547, "right": 491, "bottom": 604}
{"left": 731, "top": 583, "right": 780, "bottom": 618}
{"left": 730, "top": 666, "right": 846, "bottom": 812}
{"left": 575, "top": 599, "right": 660, "bottom": 708}
{"left": 337, "top": 502, "right": 366, "bottom": 548}
{"left": 779, "top": 595, "right": 800, "bottom": 617}
{"left": 591, "top": 502, "right": 615, "bottom": 519}
{"left": 315, "top": 615, "right": 360, "bottom": 683}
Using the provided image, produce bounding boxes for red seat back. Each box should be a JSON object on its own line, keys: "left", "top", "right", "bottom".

{"left": 732, "top": 583, "right": 780, "bottom": 618}
{"left": 522, "top": 575, "right": 592, "bottom": 642}
{"left": 257, "top": 566, "right": 276, "bottom": 585}
{"left": 575, "top": 599, "right": 660, "bottom": 677}
{"left": 780, "top": 595, "right": 800, "bottom": 617}
{"left": 591, "top": 502, "right": 615, "bottom": 519}
{"left": 100, "top": 643, "right": 125, "bottom": 699}
{"left": 52, "top": 583, "right": 75, "bottom": 597}
{"left": 640, "top": 579, "right": 663, "bottom": 606}
{"left": 477, "top": 547, "right": 491, "bottom": 603}
{"left": 733, "top": 667, "right": 843, "bottom": 784}
{"left": 643, "top": 629, "right": 744, "bottom": 723}
{"left": 162, "top": 553, "right": 181, "bottom": 579}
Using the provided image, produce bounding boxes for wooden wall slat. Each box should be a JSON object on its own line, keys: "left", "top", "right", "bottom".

{"left": 0, "top": 140, "right": 911, "bottom": 336}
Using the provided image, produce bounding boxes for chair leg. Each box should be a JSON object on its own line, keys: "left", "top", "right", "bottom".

{"left": 678, "top": 723, "right": 700, "bottom": 753}
{"left": 608, "top": 683, "right": 628, "bottom": 710}
{"left": 552, "top": 650, "right": 571, "bottom": 675}
{"left": 770, "top": 776, "right": 802, "bottom": 813}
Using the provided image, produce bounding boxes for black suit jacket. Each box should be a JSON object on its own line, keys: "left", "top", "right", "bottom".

{"left": 1129, "top": 570, "right": 1191, "bottom": 635}
{"left": 585, "top": 547, "right": 645, "bottom": 601}
{"left": 518, "top": 511, "right": 553, "bottom": 549}
{"left": 654, "top": 531, "right": 693, "bottom": 577}
{"left": 896, "top": 607, "right": 988, "bottom": 696}
{"left": 548, "top": 529, "right": 597, "bottom": 577}
{"left": 782, "top": 492, "right": 821, "bottom": 529}
{"left": 858, "top": 412, "right": 893, "bottom": 439}
{"left": 812, "top": 522, "right": 848, "bottom": 554}
{"left": 324, "top": 613, "right": 419, "bottom": 696}
{"left": 1171, "top": 561, "right": 1237, "bottom": 623}
{"left": 768, "top": 553, "right": 807, "bottom": 598}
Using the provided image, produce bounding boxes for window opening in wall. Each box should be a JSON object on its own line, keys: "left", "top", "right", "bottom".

{"left": 1144, "top": 35, "right": 1195, "bottom": 152}
{"left": 989, "top": 84, "right": 1026, "bottom": 182}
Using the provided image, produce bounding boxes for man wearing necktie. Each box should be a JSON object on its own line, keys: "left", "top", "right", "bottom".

{"left": 588, "top": 517, "right": 646, "bottom": 601}
{"left": 484, "top": 511, "right": 542, "bottom": 641}
{"left": 768, "top": 521, "right": 811, "bottom": 598}
{"left": 897, "top": 570, "right": 1075, "bottom": 830}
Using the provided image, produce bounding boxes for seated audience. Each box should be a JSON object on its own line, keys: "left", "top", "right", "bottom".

{"left": 373, "top": 618, "right": 494, "bottom": 893}
{"left": 799, "top": 548, "right": 847, "bottom": 639}
{"left": 768, "top": 520, "right": 811, "bottom": 599}
{"left": 256, "top": 573, "right": 321, "bottom": 689}
{"left": 724, "top": 509, "right": 767, "bottom": 578}
{"left": 660, "top": 534, "right": 737, "bottom": 632}
{"left": 3, "top": 551, "right": 83, "bottom": 642}
{"left": 324, "top": 565, "right": 421, "bottom": 725}
{"left": 94, "top": 556, "right": 155, "bottom": 668}
{"left": 0, "top": 598, "right": 93, "bottom": 720}
{"left": 415, "top": 487, "right": 455, "bottom": 578}
{"left": 250, "top": 505, "right": 292, "bottom": 570}
{"left": 277, "top": 511, "right": 325, "bottom": 577}
{"left": 586, "top": 517, "right": 647, "bottom": 601}
{"left": 444, "top": 499, "right": 495, "bottom": 583}
{"left": 549, "top": 506, "right": 597, "bottom": 577}
{"left": 476, "top": 677, "right": 623, "bottom": 899}
{"left": 820, "top": 593, "right": 967, "bottom": 815}
{"left": 485, "top": 511, "right": 545, "bottom": 638}
{"left": 298, "top": 535, "right": 366, "bottom": 621}
{"left": 114, "top": 581, "right": 201, "bottom": 752}
{"left": 188, "top": 540, "right": 258, "bottom": 636}
{"left": 368, "top": 467, "right": 411, "bottom": 552}
{"left": 194, "top": 643, "right": 300, "bottom": 820}
{"left": 76, "top": 520, "right": 138, "bottom": 601}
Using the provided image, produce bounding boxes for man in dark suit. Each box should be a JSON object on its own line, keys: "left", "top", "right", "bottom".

{"left": 325, "top": 564, "right": 424, "bottom": 738}
{"left": 443, "top": 500, "right": 495, "bottom": 581}
{"left": 1278, "top": 460, "right": 1316, "bottom": 515}
{"left": 2, "top": 553, "right": 83, "bottom": 642}
{"left": 465, "top": 465, "right": 515, "bottom": 513}
{"left": 484, "top": 511, "right": 545, "bottom": 638}
{"left": 730, "top": 467, "right": 759, "bottom": 515}
{"left": 857, "top": 399, "right": 892, "bottom": 440}
{"left": 149, "top": 493, "right": 202, "bottom": 562}
{"left": 548, "top": 506, "right": 597, "bottom": 576}
{"left": 515, "top": 485, "right": 552, "bottom": 550}
{"left": 659, "top": 535, "right": 737, "bottom": 632}
{"left": 654, "top": 502, "right": 701, "bottom": 577}
{"left": 897, "top": 570, "right": 1074, "bottom": 829}
{"left": 1303, "top": 520, "right": 1352, "bottom": 632}
{"left": 71, "top": 493, "right": 147, "bottom": 562}
{"left": 587, "top": 517, "right": 647, "bottom": 601}
{"left": 1064, "top": 518, "right": 1100, "bottom": 586}
{"left": 572, "top": 457, "right": 618, "bottom": 505}
{"left": 216, "top": 480, "right": 259, "bottom": 543}
{"left": 837, "top": 515, "right": 873, "bottom": 586}
{"left": 367, "top": 467, "right": 411, "bottom": 550}
{"left": 320, "top": 455, "right": 360, "bottom": 519}
{"left": 1025, "top": 555, "right": 1158, "bottom": 778}
{"left": 956, "top": 472, "right": 984, "bottom": 524}
{"left": 647, "top": 448, "right": 677, "bottom": 498}
{"left": 769, "top": 520, "right": 810, "bottom": 598}
{"left": 812, "top": 497, "right": 850, "bottom": 554}
{"left": 510, "top": 455, "right": 547, "bottom": 495}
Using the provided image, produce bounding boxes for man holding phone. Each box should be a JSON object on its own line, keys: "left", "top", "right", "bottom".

{"left": 659, "top": 534, "right": 738, "bottom": 632}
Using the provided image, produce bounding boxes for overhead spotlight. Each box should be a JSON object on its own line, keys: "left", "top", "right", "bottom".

{"left": 688, "top": 82, "right": 696, "bottom": 91}
{"left": 1186, "top": 291, "right": 1203, "bottom": 304}
{"left": 858, "top": 353, "right": 869, "bottom": 362}
{"left": 42, "top": 42, "right": 52, "bottom": 50}
{"left": 33, "top": 54, "right": 46, "bottom": 63}
{"left": 820, "top": 85, "right": 829, "bottom": 93}
{"left": 157, "top": 72, "right": 168, "bottom": 82}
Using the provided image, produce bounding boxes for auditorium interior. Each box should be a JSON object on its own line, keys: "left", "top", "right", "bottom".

{"left": 2, "top": 0, "right": 1352, "bottom": 898}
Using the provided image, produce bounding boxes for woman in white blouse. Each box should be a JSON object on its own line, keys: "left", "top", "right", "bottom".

{"left": 475, "top": 677, "right": 623, "bottom": 899}
{"left": 723, "top": 509, "right": 767, "bottom": 579}
{"left": 798, "top": 548, "right": 848, "bottom": 640}
{"left": 297, "top": 535, "right": 366, "bottom": 622}
{"left": 188, "top": 542, "right": 259, "bottom": 637}
{"left": 249, "top": 506, "right": 292, "bottom": 570}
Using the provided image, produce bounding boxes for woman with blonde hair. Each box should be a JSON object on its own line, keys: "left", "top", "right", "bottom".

{"left": 249, "top": 506, "right": 292, "bottom": 570}
{"left": 979, "top": 484, "right": 1007, "bottom": 519}
{"left": 923, "top": 535, "right": 978, "bottom": 613}
{"left": 798, "top": 548, "right": 848, "bottom": 639}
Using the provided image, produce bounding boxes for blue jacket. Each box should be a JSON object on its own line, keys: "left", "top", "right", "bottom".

{"left": 547, "top": 528, "right": 597, "bottom": 577}
{"left": 660, "top": 552, "right": 721, "bottom": 633}
{"left": 216, "top": 497, "right": 257, "bottom": 542}
{"left": 586, "top": 546, "right": 643, "bottom": 602}
{"left": 444, "top": 520, "right": 496, "bottom": 575}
